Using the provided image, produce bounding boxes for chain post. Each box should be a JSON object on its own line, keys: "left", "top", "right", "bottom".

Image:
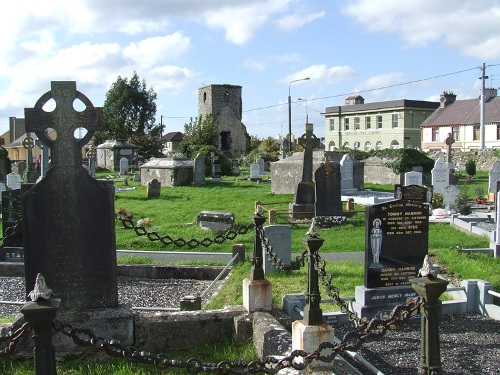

{"left": 250, "top": 207, "right": 266, "bottom": 280}
{"left": 302, "top": 223, "right": 325, "bottom": 326}
{"left": 410, "top": 275, "right": 448, "bottom": 375}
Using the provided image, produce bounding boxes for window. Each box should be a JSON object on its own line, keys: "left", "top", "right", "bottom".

{"left": 376, "top": 116, "right": 382, "bottom": 129}
{"left": 364, "top": 141, "right": 372, "bottom": 151}
{"left": 354, "top": 117, "right": 360, "bottom": 130}
{"left": 365, "top": 117, "right": 371, "bottom": 129}
{"left": 329, "top": 119, "right": 334, "bottom": 131}
{"left": 329, "top": 141, "right": 336, "bottom": 151}
{"left": 497, "top": 124, "right": 500, "bottom": 140}
{"left": 453, "top": 126, "right": 460, "bottom": 141}
{"left": 392, "top": 114, "right": 398, "bottom": 128}
{"left": 390, "top": 140, "right": 400, "bottom": 149}
{"left": 473, "top": 125, "right": 480, "bottom": 141}
{"left": 344, "top": 118, "right": 350, "bottom": 130}
{"left": 376, "top": 141, "right": 383, "bottom": 150}
{"left": 432, "top": 128, "right": 439, "bottom": 142}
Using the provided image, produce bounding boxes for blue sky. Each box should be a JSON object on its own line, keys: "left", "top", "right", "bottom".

{"left": 1, "top": 0, "right": 500, "bottom": 140}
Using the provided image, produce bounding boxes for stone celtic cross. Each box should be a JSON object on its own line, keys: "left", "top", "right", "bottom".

{"left": 25, "top": 81, "right": 102, "bottom": 168}
{"left": 298, "top": 123, "right": 320, "bottom": 182}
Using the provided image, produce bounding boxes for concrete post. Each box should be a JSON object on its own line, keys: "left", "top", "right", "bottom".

{"left": 21, "top": 298, "right": 61, "bottom": 375}
{"left": 411, "top": 276, "right": 449, "bottom": 375}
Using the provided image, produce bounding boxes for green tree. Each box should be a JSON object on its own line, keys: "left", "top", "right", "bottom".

{"left": 128, "top": 134, "right": 164, "bottom": 160}
{"left": 179, "top": 114, "right": 219, "bottom": 157}
{"left": 94, "top": 72, "right": 158, "bottom": 146}
{"left": 248, "top": 135, "right": 261, "bottom": 152}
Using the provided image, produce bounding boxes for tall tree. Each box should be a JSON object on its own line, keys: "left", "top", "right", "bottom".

{"left": 94, "top": 72, "right": 158, "bottom": 145}
{"left": 179, "top": 114, "right": 219, "bottom": 157}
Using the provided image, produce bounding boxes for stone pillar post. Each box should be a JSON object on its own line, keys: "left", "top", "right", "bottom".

{"left": 411, "top": 276, "right": 449, "bottom": 375}
{"left": 303, "top": 233, "right": 325, "bottom": 325}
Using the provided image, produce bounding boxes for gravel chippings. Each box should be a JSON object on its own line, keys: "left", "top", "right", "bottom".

{"left": 2, "top": 277, "right": 500, "bottom": 374}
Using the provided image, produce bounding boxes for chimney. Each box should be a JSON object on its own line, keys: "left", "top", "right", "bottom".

{"left": 484, "top": 88, "right": 498, "bottom": 102}
{"left": 439, "top": 91, "right": 456, "bottom": 108}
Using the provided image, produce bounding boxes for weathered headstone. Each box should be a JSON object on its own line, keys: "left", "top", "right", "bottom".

{"left": 23, "top": 81, "right": 118, "bottom": 311}
{"left": 315, "top": 162, "right": 346, "bottom": 227}
{"left": 489, "top": 161, "right": 500, "bottom": 193}
{"left": 445, "top": 133, "right": 454, "bottom": 164}
{"left": 290, "top": 123, "right": 320, "bottom": 219}
{"left": 250, "top": 163, "right": 261, "bottom": 182}
{"left": 340, "top": 154, "right": 354, "bottom": 190}
{"left": 6, "top": 172, "right": 21, "bottom": 190}
{"left": 394, "top": 184, "right": 430, "bottom": 204}
{"left": 21, "top": 134, "right": 39, "bottom": 183}
{"left": 197, "top": 211, "right": 235, "bottom": 231}
{"left": 256, "top": 158, "right": 265, "bottom": 176}
{"left": 263, "top": 225, "right": 292, "bottom": 273}
{"left": 364, "top": 200, "right": 429, "bottom": 288}
{"left": 119, "top": 157, "right": 129, "bottom": 175}
{"left": 192, "top": 153, "right": 206, "bottom": 185}
{"left": 431, "top": 158, "right": 449, "bottom": 194}
{"left": 16, "top": 160, "right": 26, "bottom": 177}
{"left": 404, "top": 171, "right": 422, "bottom": 186}
{"left": 442, "top": 185, "right": 461, "bottom": 210}
{"left": 147, "top": 178, "right": 161, "bottom": 198}
{"left": 209, "top": 152, "right": 222, "bottom": 181}
{"left": 86, "top": 146, "right": 97, "bottom": 177}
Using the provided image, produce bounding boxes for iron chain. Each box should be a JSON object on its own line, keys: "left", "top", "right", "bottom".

{"left": 117, "top": 215, "right": 254, "bottom": 249}
{"left": 257, "top": 225, "right": 306, "bottom": 271}
{"left": 0, "top": 322, "right": 32, "bottom": 358}
{"left": 0, "top": 219, "right": 22, "bottom": 245}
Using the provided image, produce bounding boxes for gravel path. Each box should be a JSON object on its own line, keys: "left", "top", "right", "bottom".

{"left": 2, "top": 277, "right": 499, "bottom": 374}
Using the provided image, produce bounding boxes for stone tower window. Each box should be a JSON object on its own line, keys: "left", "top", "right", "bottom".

{"left": 203, "top": 92, "right": 207, "bottom": 102}
{"left": 224, "top": 91, "right": 229, "bottom": 101}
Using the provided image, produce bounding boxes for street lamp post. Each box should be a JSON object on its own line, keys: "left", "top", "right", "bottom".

{"left": 288, "top": 77, "right": 310, "bottom": 152}
{"left": 298, "top": 98, "right": 309, "bottom": 123}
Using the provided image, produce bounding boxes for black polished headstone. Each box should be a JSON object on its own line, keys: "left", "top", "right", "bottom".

{"left": 365, "top": 200, "right": 429, "bottom": 288}
{"left": 315, "top": 162, "right": 342, "bottom": 216}
{"left": 394, "top": 184, "right": 432, "bottom": 204}
{"left": 23, "top": 81, "right": 118, "bottom": 310}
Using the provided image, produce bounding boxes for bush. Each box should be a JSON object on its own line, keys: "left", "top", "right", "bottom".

{"left": 465, "top": 159, "right": 476, "bottom": 177}
{"left": 432, "top": 192, "right": 444, "bottom": 208}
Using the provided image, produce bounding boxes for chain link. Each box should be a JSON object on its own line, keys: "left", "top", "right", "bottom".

{"left": 0, "top": 322, "right": 32, "bottom": 358}
{"left": 117, "top": 215, "right": 254, "bottom": 249}
{"left": 0, "top": 219, "right": 22, "bottom": 245}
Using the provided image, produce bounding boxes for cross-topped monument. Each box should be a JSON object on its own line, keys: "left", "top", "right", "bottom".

{"left": 22, "top": 81, "right": 118, "bottom": 311}
{"left": 291, "top": 123, "right": 320, "bottom": 219}
{"left": 445, "top": 132, "right": 455, "bottom": 164}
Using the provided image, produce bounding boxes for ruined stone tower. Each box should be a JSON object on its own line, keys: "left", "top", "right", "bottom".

{"left": 198, "top": 84, "right": 249, "bottom": 158}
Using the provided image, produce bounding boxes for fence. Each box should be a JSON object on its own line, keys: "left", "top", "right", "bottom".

{"left": 0, "top": 208, "right": 488, "bottom": 374}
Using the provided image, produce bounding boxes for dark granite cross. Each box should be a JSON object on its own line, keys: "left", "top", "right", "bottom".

{"left": 25, "top": 81, "right": 102, "bottom": 168}
{"left": 298, "top": 123, "right": 320, "bottom": 182}
{"left": 445, "top": 133, "right": 455, "bottom": 164}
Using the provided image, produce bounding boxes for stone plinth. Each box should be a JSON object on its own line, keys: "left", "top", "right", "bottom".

{"left": 292, "top": 320, "right": 335, "bottom": 369}
{"left": 242, "top": 278, "right": 272, "bottom": 313}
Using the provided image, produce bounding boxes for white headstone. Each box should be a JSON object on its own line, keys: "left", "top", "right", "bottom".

{"left": 442, "top": 185, "right": 461, "bottom": 210}
{"left": 6, "top": 173, "right": 21, "bottom": 190}
{"left": 119, "top": 157, "right": 129, "bottom": 175}
{"left": 263, "top": 225, "right": 292, "bottom": 273}
{"left": 250, "top": 163, "right": 260, "bottom": 179}
{"left": 404, "top": 171, "right": 423, "bottom": 186}
{"left": 431, "top": 158, "right": 449, "bottom": 194}
{"left": 340, "top": 154, "right": 354, "bottom": 189}
{"left": 489, "top": 161, "right": 500, "bottom": 193}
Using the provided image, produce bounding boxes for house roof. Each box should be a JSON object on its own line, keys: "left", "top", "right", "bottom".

{"left": 161, "top": 131, "right": 184, "bottom": 142}
{"left": 421, "top": 96, "right": 500, "bottom": 127}
{"left": 323, "top": 99, "right": 439, "bottom": 115}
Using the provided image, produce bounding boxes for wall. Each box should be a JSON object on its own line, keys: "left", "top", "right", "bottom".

{"left": 428, "top": 149, "right": 500, "bottom": 172}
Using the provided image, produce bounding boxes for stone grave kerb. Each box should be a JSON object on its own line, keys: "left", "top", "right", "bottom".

{"left": 22, "top": 81, "right": 119, "bottom": 311}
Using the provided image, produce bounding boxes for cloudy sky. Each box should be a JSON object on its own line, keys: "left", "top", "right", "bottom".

{"left": 1, "top": 0, "right": 500, "bottom": 140}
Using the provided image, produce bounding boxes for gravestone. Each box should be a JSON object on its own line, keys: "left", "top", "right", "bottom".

{"left": 16, "top": 160, "right": 26, "bottom": 177}
{"left": 314, "top": 162, "right": 346, "bottom": 227}
{"left": 35, "top": 139, "right": 50, "bottom": 177}
{"left": 6, "top": 172, "right": 21, "bottom": 190}
{"left": 86, "top": 147, "right": 97, "bottom": 177}
{"left": 263, "top": 225, "right": 292, "bottom": 273}
{"left": 431, "top": 158, "right": 449, "bottom": 194}
{"left": 404, "top": 171, "right": 422, "bottom": 186}
{"left": 340, "top": 154, "right": 354, "bottom": 190}
{"left": 442, "top": 185, "right": 461, "bottom": 210}
{"left": 22, "top": 134, "right": 39, "bottom": 183}
{"left": 197, "top": 211, "right": 235, "bottom": 231}
{"left": 256, "top": 158, "right": 265, "bottom": 175}
{"left": 119, "top": 157, "right": 129, "bottom": 175}
{"left": 23, "top": 81, "right": 119, "bottom": 311}
{"left": 209, "top": 152, "right": 222, "bottom": 181}
{"left": 1, "top": 189, "right": 23, "bottom": 248}
{"left": 489, "top": 161, "right": 500, "bottom": 193}
{"left": 364, "top": 200, "right": 429, "bottom": 288}
{"left": 250, "top": 163, "right": 261, "bottom": 182}
{"left": 192, "top": 153, "right": 206, "bottom": 185}
{"left": 147, "top": 178, "right": 161, "bottom": 198}
{"left": 290, "top": 123, "right": 320, "bottom": 219}
{"left": 394, "top": 184, "right": 430, "bottom": 204}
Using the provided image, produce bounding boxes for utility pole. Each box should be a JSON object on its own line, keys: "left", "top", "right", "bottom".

{"left": 479, "top": 63, "right": 487, "bottom": 150}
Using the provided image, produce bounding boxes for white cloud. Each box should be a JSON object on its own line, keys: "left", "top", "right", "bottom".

{"left": 342, "top": 0, "right": 500, "bottom": 58}
{"left": 148, "top": 66, "right": 197, "bottom": 94}
{"left": 244, "top": 59, "right": 267, "bottom": 72}
{"left": 275, "top": 11, "right": 325, "bottom": 32}
{"left": 123, "top": 33, "right": 191, "bottom": 68}
{"left": 284, "top": 65, "right": 356, "bottom": 85}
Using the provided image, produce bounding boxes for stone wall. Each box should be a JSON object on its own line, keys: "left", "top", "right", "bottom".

{"left": 427, "top": 150, "right": 500, "bottom": 172}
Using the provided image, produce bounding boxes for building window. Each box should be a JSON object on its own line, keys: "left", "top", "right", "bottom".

{"left": 390, "top": 140, "right": 399, "bottom": 149}
{"left": 354, "top": 117, "right": 360, "bottom": 130}
{"left": 473, "top": 125, "right": 480, "bottom": 141}
{"left": 432, "top": 128, "right": 439, "bottom": 142}
{"left": 497, "top": 124, "right": 500, "bottom": 140}
{"left": 376, "top": 116, "right": 382, "bottom": 129}
{"left": 364, "top": 141, "right": 372, "bottom": 151}
{"left": 365, "top": 117, "right": 371, "bottom": 129}
{"left": 392, "top": 114, "right": 398, "bottom": 128}
{"left": 344, "top": 118, "right": 350, "bottom": 130}
{"left": 329, "top": 119, "right": 334, "bottom": 131}
{"left": 376, "top": 141, "right": 383, "bottom": 150}
{"left": 329, "top": 141, "right": 336, "bottom": 151}
{"left": 453, "top": 126, "right": 460, "bottom": 141}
